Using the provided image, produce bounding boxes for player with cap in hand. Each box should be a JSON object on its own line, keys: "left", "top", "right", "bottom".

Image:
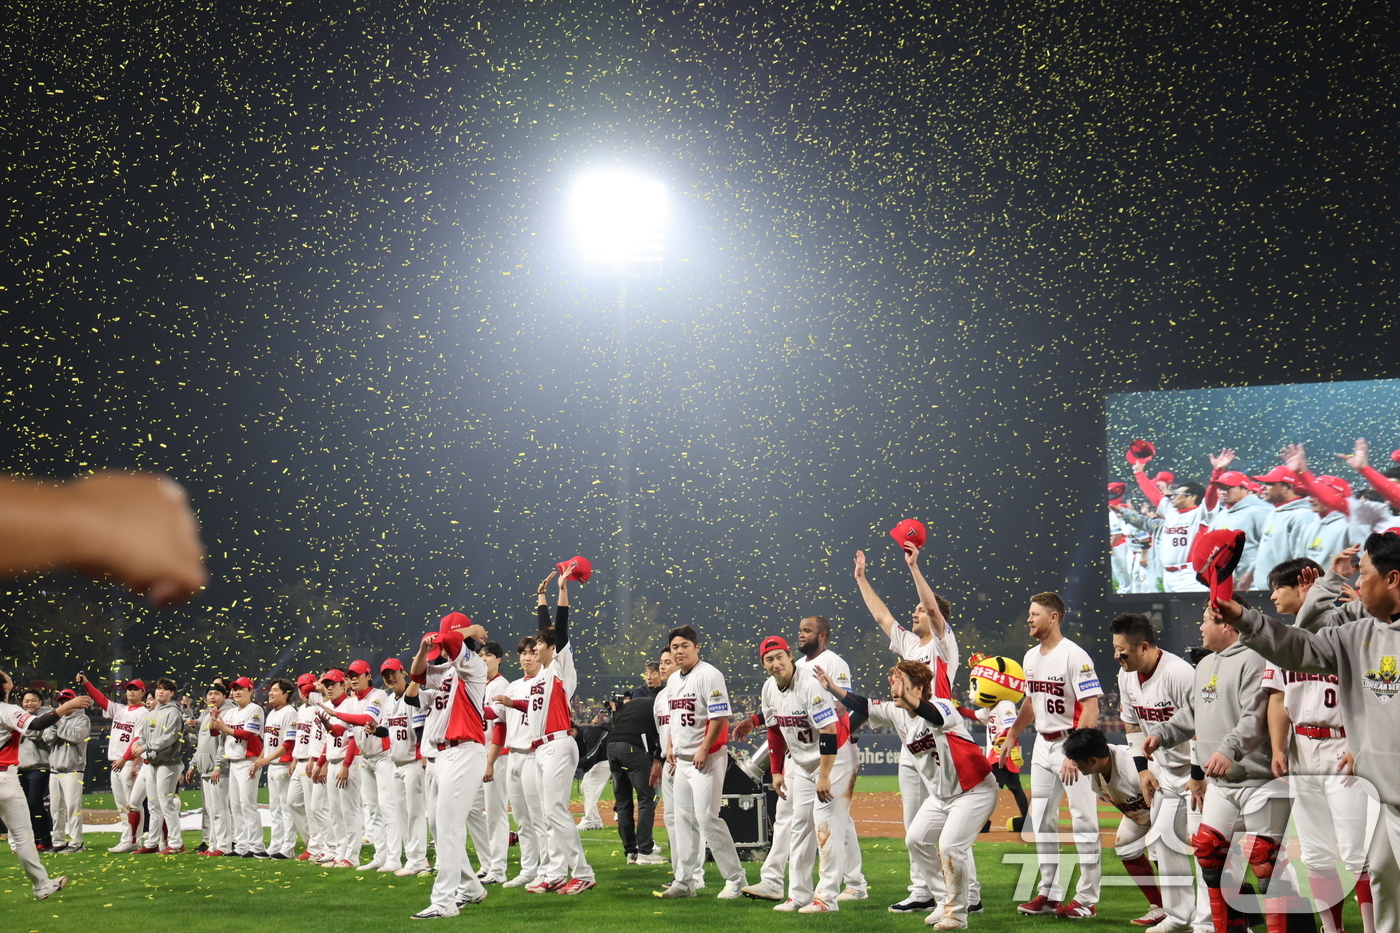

{"left": 47, "top": 687, "right": 90, "bottom": 854}
{"left": 77, "top": 672, "right": 151, "bottom": 853}
{"left": 1204, "top": 449, "right": 1272, "bottom": 591}
{"left": 316, "top": 668, "right": 363, "bottom": 867}
{"left": 0, "top": 668, "right": 92, "bottom": 899}
{"left": 251, "top": 679, "right": 298, "bottom": 859}
{"left": 211, "top": 676, "right": 267, "bottom": 857}
{"left": 381, "top": 657, "right": 431, "bottom": 876}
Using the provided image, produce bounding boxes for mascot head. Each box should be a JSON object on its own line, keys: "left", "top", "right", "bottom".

{"left": 968, "top": 653, "right": 1026, "bottom": 708}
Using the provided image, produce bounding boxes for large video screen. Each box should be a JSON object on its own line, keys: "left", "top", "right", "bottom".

{"left": 1105, "top": 378, "right": 1400, "bottom": 596}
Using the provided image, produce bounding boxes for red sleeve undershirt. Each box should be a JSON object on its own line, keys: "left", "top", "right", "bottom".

{"left": 1134, "top": 468, "right": 1164, "bottom": 508}
{"left": 1361, "top": 465, "right": 1400, "bottom": 511}
{"left": 82, "top": 681, "right": 111, "bottom": 711}
{"left": 767, "top": 727, "right": 786, "bottom": 775}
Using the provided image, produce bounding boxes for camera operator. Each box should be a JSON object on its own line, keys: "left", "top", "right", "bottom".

{"left": 606, "top": 687, "right": 664, "bottom": 863}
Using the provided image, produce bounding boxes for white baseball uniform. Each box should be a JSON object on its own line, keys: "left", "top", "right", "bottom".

{"left": 493, "top": 675, "right": 544, "bottom": 882}
{"left": 341, "top": 685, "right": 398, "bottom": 870}
{"left": 85, "top": 684, "right": 150, "bottom": 848}
{"left": 1023, "top": 638, "right": 1105, "bottom": 906}
{"left": 653, "top": 678, "right": 703, "bottom": 887}
{"left": 221, "top": 700, "right": 266, "bottom": 856}
{"left": 320, "top": 693, "right": 364, "bottom": 864}
{"left": 1154, "top": 499, "right": 1209, "bottom": 593}
{"left": 384, "top": 688, "right": 430, "bottom": 871}
{"left": 0, "top": 704, "right": 59, "bottom": 893}
{"left": 260, "top": 703, "right": 297, "bottom": 857}
{"left": 287, "top": 694, "right": 330, "bottom": 859}
{"left": 468, "top": 672, "right": 510, "bottom": 878}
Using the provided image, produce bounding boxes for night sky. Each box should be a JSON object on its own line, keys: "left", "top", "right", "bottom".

{"left": 3, "top": 0, "right": 1396, "bottom": 694}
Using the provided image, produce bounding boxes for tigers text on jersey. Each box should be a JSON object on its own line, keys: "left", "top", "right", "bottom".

{"left": 263, "top": 705, "right": 297, "bottom": 762}
{"left": 1022, "top": 638, "right": 1104, "bottom": 735}
{"left": 0, "top": 703, "right": 36, "bottom": 767}
{"left": 1261, "top": 664, "right": 1344, "bottom": 729}
{"left": 760, "top": 668, "right": 845, "bottom": 773}
{"left": 383, "top": 691, "right": 427, "bottom": 764}
{"left": 652, "top": 682, "right": 674, "bottom": 749}
{"left": 293, "top": 696, "right": 326, "bottom": 759}
{"left": 1154, "top": 500, "right": 1207, "bottom": 573}
{"left": 864, "top": 696, "right": 991, "bottom": 799}
{"left": 420, "top": 646, "right": 488, "bottom": 747}
{"left": 222, "top": 702, "right": 265, "bottom": 760}
{"left": 888, "top": 624, "right": 957, "bottom": 699}
{"left": 104, "top": 703, "right": 149, "bottom": 761}
{"left": 1117, "top": 649, "right": 1196, "bottom": 775}
{"left": 524, "top": 645, "right": 576, "bottom": 740}
{"left": 665, "top": 661, "right": 731, "bottom": 758}
{"left": 1089, "top": 745, "right": 1159, "bottom": 827}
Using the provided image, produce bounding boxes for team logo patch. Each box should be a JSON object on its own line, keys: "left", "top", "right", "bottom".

{"left": 1363, "top": 656, "right": 1400, "bottom": 705}
{"left": 1200, "top": 675, "right": 1219, "bottom": 704}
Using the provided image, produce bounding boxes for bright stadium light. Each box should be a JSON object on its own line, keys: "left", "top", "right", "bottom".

{"left": 570, "top": 170, "right": 667, "bottom": 276}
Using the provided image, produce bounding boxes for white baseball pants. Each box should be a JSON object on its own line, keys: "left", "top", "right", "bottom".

{"left": 360, "top": 754, "right": 399, "bottom": 867}
{"left": 426, "top": 743, "right": 485, "bottom": 914}
{"left": 0, "top": 769, "right": 53, "bottom": 892}
{"left": 202, "top": 769, "right": 234, "bottom": 852}
{"left": 1029, "top": 737, "right": 1102, "bottom": 904}
{"left": 226, "top": 758, "right": 266, "bottom": 855}
{"left": 392, "top": 759, "right": 429, "bottom": 869}
{"left": 788, "top": 754, "right": 854, "bottom": 906}
{"left": 468, "top": 761, "right": 509, "bottom": 877}
{"left": 112, "top": 758, "right": 148, "bottom": 846}
{"left": 672, "top": 752, "right": 745, "bottom": 887}
{"left": 505, "top": 751, "right": 544, "bottom": 879}
{"left": 579, "top": 759, "right": 610, "bottom": 824}
{"left": 142, "top": 762, "right": 183, "bottom": 850}
{"left": 265, "top": 763, "right": 295, "bottom": 857}
{"left": 899, "top": 749, "right": 935, "bottom": 900}
{"left": 287, "top": 760, "right": 327, "bottom": 856}
{"left": 534, "top": 738, "right": 593, "bottom": 883}
{"left": 327, "top": 759, "right": 364, "bottom": 863}
{"left": 908, "top": 774, "right": 998, "bottom": 925}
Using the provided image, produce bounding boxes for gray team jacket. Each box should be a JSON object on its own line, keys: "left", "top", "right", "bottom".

{"left": 190, "top": 701, "right": 233, "bottom": 774}
{"left": 1207, "top": 494, "right": 1270, "bottom": 584}
{"left": 1251, "top": 497, "right": 1315, "bottom": 587}
{"left": 1236, "top": 573, "right": 1400, "bottom": 806}
{"left": 19, "top": 705, "right": 54, "bottom": 770}
{"left": 140, "top": 701, "right": 186, "bottom": 766}
{"left": 1145, "top": 641, "right": 1272, "bottom": 786}
{"left": 48, "top": 709, "right": 92, "bottom": 773}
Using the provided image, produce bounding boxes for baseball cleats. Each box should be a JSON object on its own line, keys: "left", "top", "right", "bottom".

{"left": 1054, "top": 900, "right": 1097, "bottom": 919}
{"left": 358, "top": 859, "right": 385, "bottom": 871}
{"left": 296, "top": 851, "right": 313, "bottom": 860}
{"left": 969, "top": 902, "right": 984, "bottom": 914}
{"left": 837, "top": 884, "right": 869, "bottom": 901}
{"left": 270, "top": 853, "right": 290, "bottom": 860}
{"left": 798, "top": 899, "right": 838, "bottom": 913}
{"left": 478, "top": 872, "right": 505, "bottom": 884}
{"left": 577, "top": 819, "right": 605, "bottom": 831}
{"left": 379, "top": 862, "right": 403, "bottom": 873}
{"left": 524, "top": 878, "right": 566, "bottom": 893}
{"left": 655, "top": 882, "right": 697, "bottom": 898}
{"left": 455, "top": 891, "right": 488, "bottom": 907}
{"left": 1018, "top": 895, "right": 1061, "bottom": 915}
{"left": 502, "top": 873, "right": 535, "bottom": 887}
{"left": 59, "top": 843, "right": 85, "bottom": 854}
{"left": 397, "top": 864, "right": 433, "bottom": 877}
{"left": 1133, "top": 907, "right": 1169, "bottom": 927}
{"left": 34, "top": 877, "right": 68, "bottom": 900}
{"left": 774, "top": 900, "right": 803, "bottom": 912}
{"left": 560, "top": 879, "right": 597, "bottom": 895}
{"left": 741, "top": 880, "right": 785, "bottom": 901}
{"left": 333, "top": 859, "right": 356, "bottom": 868}
{"left": 199, "top": 849, "right": 224, "bottom": 857}
{"left": 1144, "top": 919, "right": 1192, "bottom": 933}
{"left": 890, "top": 897, "right": 941, "bottom": 912}
{"left": 411, "top": 906, "right": 459, "bottom": 920}
{"left": 928, "top": 917, "right": 968, "bottom": 930}
{"left": 717, "top": 879, "right": 746, "bottom": 899}
{"left": 108, "top": 842, "right": 139, "bottom": 853}
{"left": 159, "top": 846, "right": 186, "bottom": 855}
{"left": 636, "top": 851, "right": 667, "bottom": 865}
{"left": 135, "top": 846, "right": 161, "bottom": 854}
{"left": 48, "top": 844, "right": 69, "bottom": 854}
{"left": 626, "top": 853, "right": 638, "bottom": 864}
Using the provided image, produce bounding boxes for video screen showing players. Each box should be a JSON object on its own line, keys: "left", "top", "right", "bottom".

{"left": 1104, "top": 378, "right": 1400, "bottom": 596}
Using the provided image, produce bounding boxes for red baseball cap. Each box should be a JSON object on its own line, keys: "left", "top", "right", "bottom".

{"left": 1191, "top": 529, "right": 1246, "bottom": 608}
{"left": 296, "top": 672, "right": 318, "bottom": 689}
{"left": 557, "top": 556, "right": 593, "bottom": 583}
{"left": 228, "top": 676, "right": 254, "bottom": 690}
{"left": 320, "top": 669, "right": 346, "bottom": 683}
{"left": 1252, "top": 466, "right": 1300, "bottom": 485}
{"left": 758, "top": 635, "right": 790, "bottom": 657}
{"left": 123, "top": 679, "right": 147, "bottom": 692}
{"left": 1106, "top": 482, "right": 1127, "bottom": 497}
{"left": 889, "top": 518, "right": 927, "bottom": 550}
{"left": 1152, "top": 471, "right": 1175, "bottom": 485}
{"left": 439, "top": 612, "right": 472, "bottom": 634}
{"left": 1126, "top": 439, "right": 1156, "bottom": 465}
{"left": 1314, "top": 475, "right": 1353, "bottom": 499}
{"left": 380, "top": 658, "right": 405, "bottom": 673}
{"left": 1210, "top": 470, "right": 1251, "bottom": 488}
{"left": 57, "top": 688, "right": 77, "bottom": 701}
{"left": 347, "top": 660, "right": 372, "bottom": 675}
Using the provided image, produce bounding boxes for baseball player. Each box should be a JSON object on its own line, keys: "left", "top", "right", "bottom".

{"left": 211, "top": 676, "right": 267, "bottom": 857}
{"left": 817, "top": 659, "right": 995, "bottom": 930}
{"left": 1000, "top": 592, "right": 1104, "bottom": 919}
{"left": 0, "top": 669, "right": 91, "bottom": 899}
{"left": 652, "top": 646, "right": 697, "bottom": 883}
{"left": 316, "top": 668, "right": 363, "bottom": 867}
{"left": 1064, "top": 728, "right": 1196, "bottom": 933}
{"left": 656, "top": 623, "right": 749, "bottom": 899}
{"left": 1249, "top": 467, "right": 1315, "bottom": 586}
{"left": 1260, "top": 558, "right": 1373, "bottom": 933}
{"left": 77, "top": 673, "right": 151, "bottom": 853}
{"left": 468, "top": 641, "right": 510, "bottom": 883}
{"left": 1204, "top": 456, "right": 1272, "bottom": 591}
{"left": 1133, "top": 470, "right": 1209, "bottom": 594}
{"left": 327, "top": 659, "right": 396, "bottom": 871}
{"left": 1224, "top": 533, "right": 1400, "bottom": 933}
{"left": 500, "top": 569, "right": 596, "bottom": 895}
{"left": 135, "top": 677, "right": 186, "bottom": 853}
{"left": 252, "top": 679, "right": 298, "bottom": 859}
{"left": 487, "top": 636, "right": 546, "bottom": 886}
{"left": 381, "top": 658, "right": 431, "bottom": 875}
{"left": 755, "top": 635, "right": 849, "bottom": 912}
{"left": 287, "top": 673, "right": 330, "bottom": 861}
{"left": 1143, "top": 598, "right": 1299, "bottom": 933}
{"left": 47, "top": 687, "right": 90, "bottom": 854}
{"left": 1112, "top": 612, "right": 1206, "bottom": 933}
{"left": 408, "top": 613, "right": 491, "bottom": 920}
{"left": 190, "top": 683, "right": 235, "bottom": 856}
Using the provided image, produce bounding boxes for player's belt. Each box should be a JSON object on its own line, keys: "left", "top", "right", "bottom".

{"left": 0, "top": 765, "right": 10, "bottom": 772}
{"left": 1038, "top": 730, "right": 1067, "bottom": 742}
{"left": 530, "top": 730, "right": 571, "bottom": 750}
{"left": 1164, "top": 565, "right": 1189, "bottom": 573}
{"left": 1294, "top": 724, "right": 1346, "bottom": 739}
{"left": 434, "top": 738, "right": 471, "bottom": 750}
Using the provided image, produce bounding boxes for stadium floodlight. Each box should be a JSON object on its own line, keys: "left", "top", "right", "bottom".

{"left": 570, "top": 170, "right": 667, "bottom": 276}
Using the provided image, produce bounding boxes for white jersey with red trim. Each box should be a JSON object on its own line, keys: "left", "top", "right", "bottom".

{"left": 222, "top": 702, "right": 265, "bottom": 760}
{"left": 1261, "top": 664, "right": 1344, "bottom": 730}
{"left": 483, "top": 673, "right": 508, "bottom": 742}
{"left": 354, "top": 687, "right": 389, "bottom": 758}
{"left": 795, "top": 648, "right": 851, "bottom": 695}
{"left": 0, "top": 703, "right": 36, "bottom": 767}
{"left": 888, "top": 624, "right": 958, "bottom": 700}
{"left": 421, "top": 644, "right": 488, "bottom": 747}
{"left": 665, "top": 660, "right": 731, "bottom": 758}
{"left": 383, "top": 690, "right": 427, "bottom": 764}
{"left": 491, "top": 677, "right": 533, "bottom": 752}
{"left": 103, "top": 702, "right": 149, "bottom": 761}
{"left": 865, "top": 695, "right": 991, "bottom": 798}
{"left": 760, "top": 668, "right": 846, "bottom": 773}
{"left": 1089, "top": 744, "right": 1160, "bottom": 827}
{"left": 264, "top": 705, "right": 296, "bottom": 762}
{"left": 1118, "top": 649, "right": 1195, "bottom": 776}
{"left": 652, "top": 681, "right": 674, "bottom": 751}
{"left": 1022, "top": 638, "right": 1104, "bottom": 735}
{"left": 321, "top": 695, "right": 356, "bottom": 762}
{"left": 293, "top": 695, "right": 326, "bottom": 759}
{"left": 524, "top": 644, "right": 576, "bottom": 741}
{"left": 1155, "top": 500, "right": 1208, "bottom": 578}
{"left": 976, "top": 700, "right": 1019, "bottom": 757}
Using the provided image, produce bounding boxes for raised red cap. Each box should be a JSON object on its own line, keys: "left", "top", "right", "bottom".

{"left": 557, "top": 556, "right": 593, "bottom": 583}
{"left": 1126, "top": 439, "right": 1156, "bottom": 465}
{"left": 1106, "top": 482, "right": 1127, "bottom": 496}
{"left": 439, "top": 612, "right": 471, "bottom": 634}
{"left": 1191, "top": 529, "right": 1246, "bottom": 608}
{"left": 758, "top": 635, "right": 790, "bottom": 657}
{"left": 889, "top": 518, "right": 927, "bottom": 550}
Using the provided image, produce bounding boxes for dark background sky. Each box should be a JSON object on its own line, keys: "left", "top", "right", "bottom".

{"left": 2, "top": 0, "right": 1396, "bottom": 695}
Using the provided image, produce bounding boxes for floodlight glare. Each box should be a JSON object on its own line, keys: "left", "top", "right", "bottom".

{"left": 570, "top": 171, "right": 667, "bottom": 274}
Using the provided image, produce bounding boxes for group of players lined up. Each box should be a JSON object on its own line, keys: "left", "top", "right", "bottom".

{"left": 5, "top": 535, "right": 1400, "bottom": 933}
{"left": 1109, "top": 437, "right": 1400, "bottom": 594}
